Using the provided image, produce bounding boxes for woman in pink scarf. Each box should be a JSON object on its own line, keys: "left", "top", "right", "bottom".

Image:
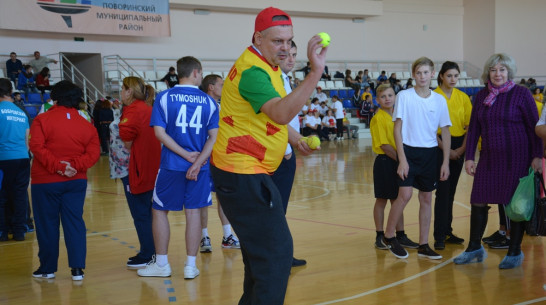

{"left": 454, "top": 53, "right": 542, "bottom": 269}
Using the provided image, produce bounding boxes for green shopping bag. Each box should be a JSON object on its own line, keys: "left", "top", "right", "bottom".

{"left": 506, "top": 168, "right": 535, "bottom": 222}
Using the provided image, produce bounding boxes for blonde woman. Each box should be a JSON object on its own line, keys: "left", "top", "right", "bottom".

{"left": 118, "top": 76, "right": 161, "bottom": 268}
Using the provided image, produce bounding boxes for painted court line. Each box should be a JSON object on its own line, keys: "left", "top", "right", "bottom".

{"left": 514, "top": 296, "right": 546, "bottom": 305}
{"left": 313, "top": 258, "right": 455, "bottom": 305}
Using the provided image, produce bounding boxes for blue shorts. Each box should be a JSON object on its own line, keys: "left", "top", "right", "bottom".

{"left": 209, "top": 171, "right": 216, "bottom": 192}
{"left": 152, "top": 168, "right": 212, "bottom": 211}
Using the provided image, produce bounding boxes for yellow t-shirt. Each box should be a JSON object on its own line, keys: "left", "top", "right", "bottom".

{"left": 434, "top": 87, "right": 472, "bottom": 137}
{"left": 211, "top": 47, "right": 288, "bottom": 174}
{"left": 535, "top": 100, "right": 543, "bottom": 116}
{"left": 370, "top": 108, "right": 396, "bottom": 155}
{"left": 533, "top": 93, "right": 543, "bottom": 103}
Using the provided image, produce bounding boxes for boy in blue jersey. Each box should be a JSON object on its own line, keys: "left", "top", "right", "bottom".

{"left": 137, "top": 56, "right": 219, "bottom": 279}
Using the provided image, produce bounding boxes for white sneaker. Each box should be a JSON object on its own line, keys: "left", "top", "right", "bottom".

{"left": 184, "top": 265, "right": 200, "bottom": 279}
{"left": 137, "top": 262, "right": 172, "bottom": 277}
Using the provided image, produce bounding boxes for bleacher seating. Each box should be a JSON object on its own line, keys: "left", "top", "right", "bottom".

{"left": 145, "top": 70, "right": 158, "bottom": 81}
{"left": 325, "top": 80, "right": 335, "bottom": 89}
{"left": 25, "top": 105, "right": 39, "bottom": 119}
{"left": 27, "top": 93, "right": 42, "bottom": 104}
{"left": 334, "top": 80, "right": 346, "bottom": 89}
{"left": 155, "top": 81, "right": 168, "bottom": 92}
{"left": 317, "top": 80, "right": 326, "bottom": 89}
{"left": 43, "top": 93, "right": 50, "bottom": 102}
{"left": 294, "top": 71, "right": 304, "bottom": 80}
{"left": 342, "top": 99, "right": 353, "bottom": 109}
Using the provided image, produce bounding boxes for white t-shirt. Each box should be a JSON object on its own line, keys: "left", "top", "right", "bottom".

{"left": 282, "top": 72, "right": 299, "bottom": 155}
{"left": 304, "top": 115, "right": 320, "bottom": 128}
{"left": 333, "top": 100, "right": 344, "bottom": 119}
{"left": 392, "top": 87, "right": 451, "bottom": 148}
{"left": 314, "top": 92, "right": 328, "bottom": 103}
{"left": 318, "top": 105, "right": 328, "bottom": 116}
{"left": 322, "top": 115, "right": 336, "bottom": 127}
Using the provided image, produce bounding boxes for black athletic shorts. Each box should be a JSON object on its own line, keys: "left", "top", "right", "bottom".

{"left": 373, "top": 154, "right": 399, "bottom": 199}
{"left": 397, "top": 144, "right": 438, "bottom": 192}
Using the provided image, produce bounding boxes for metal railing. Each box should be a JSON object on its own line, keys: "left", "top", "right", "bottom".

{"left": 59, "top": 54, "right": 106, "bottom": 103}
{"left": 103, "top": 55, "right": 145, "bottom": 99}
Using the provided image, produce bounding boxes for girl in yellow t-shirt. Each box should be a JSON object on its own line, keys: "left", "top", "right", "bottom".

{"left": 432, "top": 61, "right": 472, "bottom": 250}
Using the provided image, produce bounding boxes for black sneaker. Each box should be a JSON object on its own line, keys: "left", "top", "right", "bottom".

{"left": 127, "top": 256, "right": 153, "bottom": 268}
{"left": 0, "top": 233, "right": 8, "bottom": 242}
{"left": 292, "top": 257, "right": 307, "bottom": 267}
{"left": 13, "top": 233, "right": 25, "bottom": 241}
{"left": 417, "top": 244, "right": 442, "bottom": 260}
{"left": 434, "top": 240, "right": 445, "bottom": 250}
{"left": 445, "top": 233, "right": 464, "bottom": 244}
{"left": 71, "top": 268, "right": 84, "bottom": 281}
{"left": 482, "top": 230, "right": 504, "bottom": 244}
{"left": 375, "top": 235, "right": 388, "bottom": 250}
{"left": 488, "top": 236, "right": 509, "bottom": 249}
{"left": 397, "top": 234, "right": 419, "bottom": 249}
{"left": 33, "top": 269, "right": 55, "bottom": 279}
{"left": 382, "top": 236, "right": 409, "bottom": 259}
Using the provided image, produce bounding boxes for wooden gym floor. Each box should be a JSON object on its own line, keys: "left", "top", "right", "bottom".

{"left": 1, "top": 139, "right": 545, "bottom": 304}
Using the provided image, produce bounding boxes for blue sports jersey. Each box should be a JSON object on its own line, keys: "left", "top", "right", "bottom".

{"left": 150, "top": 85, "right": 219, "bottom": 172}
{"left": 0, "top": 101, "right": 29, "bottom": 161}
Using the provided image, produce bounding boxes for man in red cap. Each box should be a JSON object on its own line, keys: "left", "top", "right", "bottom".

{"left": 314, "top": 86, "right": 328, "bottom": 103}
{"left": 210, "top": 6, "right": 328, "bottom": 305}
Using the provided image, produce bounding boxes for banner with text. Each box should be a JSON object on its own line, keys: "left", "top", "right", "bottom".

{"left": 0, "top": 0, "right": 170, "bottom": 37}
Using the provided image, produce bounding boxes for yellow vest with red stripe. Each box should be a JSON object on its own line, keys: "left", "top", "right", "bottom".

{"left": 211, "top": 47, "right": 288, "bottom": 174}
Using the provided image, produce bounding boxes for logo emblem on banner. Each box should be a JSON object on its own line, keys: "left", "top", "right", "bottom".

{"left": 37, "top": 0, "right": 91, "bottom": 28}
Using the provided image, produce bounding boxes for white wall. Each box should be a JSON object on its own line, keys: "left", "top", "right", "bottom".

{"left": 463, "top": 0, "right": 495, "bottom": 77}
{"left": 495, "top": 0, "right": 546, "bottom": 77}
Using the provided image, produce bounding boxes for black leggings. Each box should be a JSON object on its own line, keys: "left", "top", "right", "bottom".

{"left": 99, "top": 123, "right": 110, "bottom": 153}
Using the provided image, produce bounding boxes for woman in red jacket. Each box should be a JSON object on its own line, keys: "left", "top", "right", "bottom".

{"left": 118, "top": 76, "right": 161, "bottom": 268}
{"left": 30, "top": 80, "right": 100, "bottom": 281}
{"left": 36, "top": 67, "right": 52, "bottom": 94}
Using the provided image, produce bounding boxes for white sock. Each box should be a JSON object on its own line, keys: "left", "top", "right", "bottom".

{"left": 186, "top": 256, "right": 197, "bottom": 267}
{"left": 223, "top": 225, "right": 232, "bottom": 238}
{"left": 202, "top": 228, "right": 209, "bottom": 238}
{"left": 499, "top": 230, "right": 506, "bottom": 236}
{"left": 156, "top": 254, "right": 168, "bottom": 267}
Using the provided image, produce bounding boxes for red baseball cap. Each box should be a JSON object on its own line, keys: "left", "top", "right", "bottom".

{"left": 253, "top": 7, "right": 292, "bottom": 42}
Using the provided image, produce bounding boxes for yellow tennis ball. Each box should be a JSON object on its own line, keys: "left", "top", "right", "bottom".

{"left": 306, "top": 135, "right": 321, "bottom": 150}
{"left": 317, "top": 32, "right": 330, "bottom": 47}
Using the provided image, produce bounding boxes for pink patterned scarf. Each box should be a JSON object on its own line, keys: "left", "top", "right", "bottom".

{"left": 483, "top": 79, "right": 515, "bottom": 107}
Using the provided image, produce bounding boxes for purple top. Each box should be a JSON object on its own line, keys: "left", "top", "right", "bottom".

{"left": 465, "top": 84, "right": 542, "bottom": 205}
